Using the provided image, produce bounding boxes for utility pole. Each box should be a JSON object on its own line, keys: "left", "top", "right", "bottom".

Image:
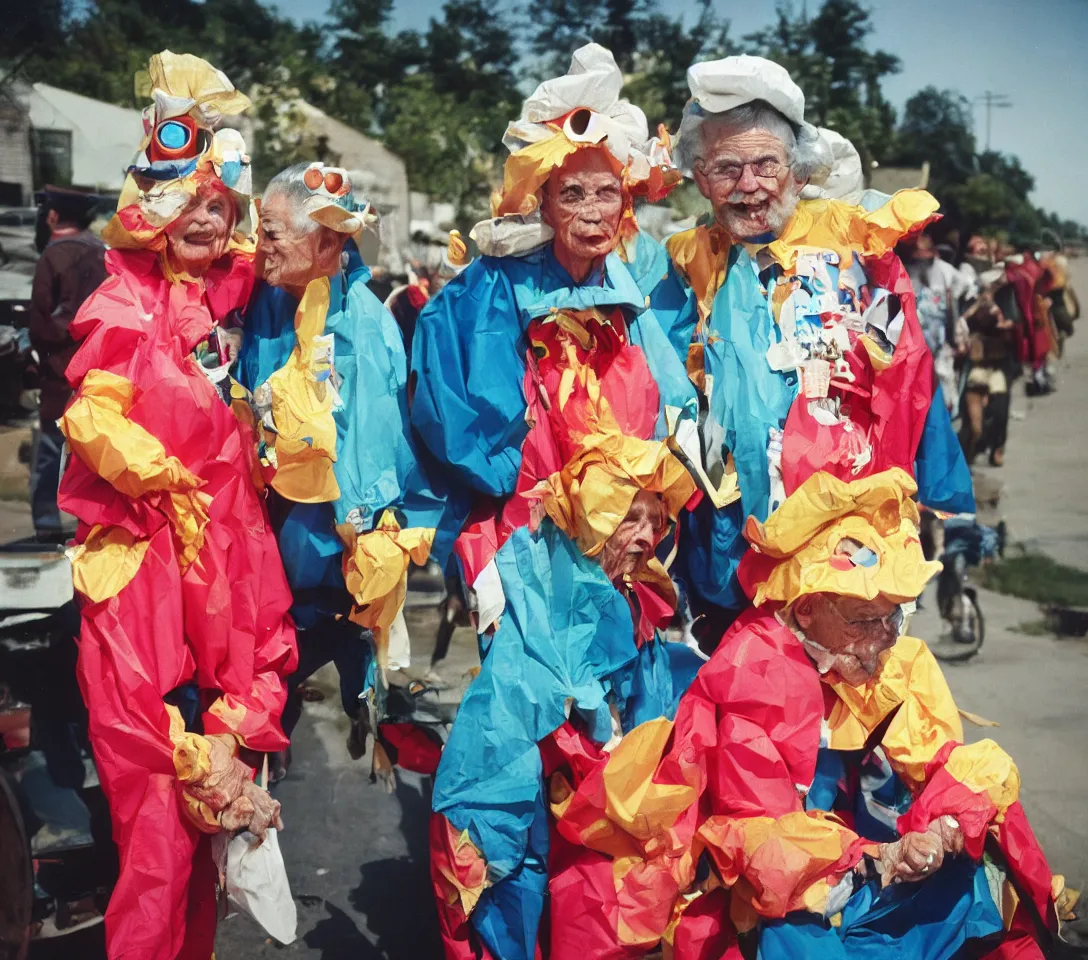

{"left": 975, "top": 92, "right": 1012, "bottom": 152}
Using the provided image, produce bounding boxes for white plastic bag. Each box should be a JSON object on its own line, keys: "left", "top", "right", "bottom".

{"left": 221, "top": 828, "right": 297, "bottom": 944}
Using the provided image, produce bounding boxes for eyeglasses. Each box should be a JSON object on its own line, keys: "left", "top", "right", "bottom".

{"left": 827, "top": 599, "right": 903, "bottom": 634}
{"left": 702, "top": 157, "right": 789, "bottom": 186}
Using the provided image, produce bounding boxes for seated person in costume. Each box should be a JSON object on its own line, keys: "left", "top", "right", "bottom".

{"left": 541, "top": 468, "right": 1063, "bottom": 960}
{"left": 240, "top": 162, "right": 442, "bottom": 775}
{"left": 429, "top": 413, "right": 703, "bottom": 960}
{"left": 650, "top": 55, "right": 973, "bottom": 639}
{"left": 57, "top": 52, "right": 297, "bottom": 960}
{"left": 410, "top": 43, "right": 695, "bottom": 631}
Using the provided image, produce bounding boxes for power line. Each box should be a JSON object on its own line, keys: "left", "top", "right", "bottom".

{"left": 974, "top": 91, "right": 1012, "bottom": 152}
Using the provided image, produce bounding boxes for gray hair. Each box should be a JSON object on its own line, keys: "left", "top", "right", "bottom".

{"left": 262, "top": 162, "right": 321, "bottom": 234}
{"left": 674, "top": 99, "right": 831, "bottom": 184}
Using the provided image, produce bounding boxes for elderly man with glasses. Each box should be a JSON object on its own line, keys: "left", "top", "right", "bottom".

{"left": 539, "top": 468, "right": 1063, "bottom": 959}
{"left": 648, "top": 56, "right": 973, "bottom": 644}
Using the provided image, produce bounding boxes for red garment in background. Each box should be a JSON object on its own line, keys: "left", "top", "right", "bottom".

{"left": 59, "top": 248, "right": 297, "bottom": 960}
{"left": 1005, "top": 258, "right": 1050, "bottom": 370}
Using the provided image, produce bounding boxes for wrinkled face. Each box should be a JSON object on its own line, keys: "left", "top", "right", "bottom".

{"left": 794, "top": 592, "right": 902, "bottom": 687}
{"left": 165, "top": 182, "right": 235, "bottom": 275}
{"left": 693, "top": 127, "right": 801, "bottom": 241}
{"left": 258, "top": 192, "right": 337, "bottom": 291}
{"left": 540, "top": 148, "right": 625, "bottom": 268}
{"left": 599, "top": 490, "right": 669, "bottom": 583}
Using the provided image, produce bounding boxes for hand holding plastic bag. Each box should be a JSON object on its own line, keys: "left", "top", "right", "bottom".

{"left": 213, "top": 827, "right": 297, "bottom": 945}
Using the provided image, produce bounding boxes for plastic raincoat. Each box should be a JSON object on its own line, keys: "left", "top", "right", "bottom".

{"left": 59, "top": 246, "right": 297, "bottom": 960}
{"left": 534, "top": 470, "right": 1056, "bottom": 959}
{"left": 238, "top": 242, "right": 444, "bottom": 630}
{"left": 650, "top": 192, "right": 974, "bottom": 617}
{"left": 56, "top": 52, "right": 297, "bottom": 960}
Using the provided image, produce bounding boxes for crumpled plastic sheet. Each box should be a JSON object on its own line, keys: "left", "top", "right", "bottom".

{"left": 738, "top": 467, "right": 941, "bottom": 607}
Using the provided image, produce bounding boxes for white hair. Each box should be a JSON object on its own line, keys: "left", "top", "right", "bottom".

{"left": 674, "top": 99, "right": 832, "bottom": 184}
{"left": 263, "top": 162, "right": 322, "bottom": 235}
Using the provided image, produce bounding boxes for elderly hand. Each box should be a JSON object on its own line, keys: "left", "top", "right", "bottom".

{"left": 222, "top": 326, "right": 244, "bottom": 364}
{"left": 927, "top": 814, "right": 965, "bottom": 856}
{"left": 878, "top": 830, "right": 944, "bottom": 886}
{"left": 219, "top": 779, "right": 284, "bottom": 839}
{"left": 183, "top": 734, "right": 249, "bottom": 812}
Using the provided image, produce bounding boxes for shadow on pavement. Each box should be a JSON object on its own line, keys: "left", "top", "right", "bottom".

{"left": 345, "top": 775, "right": 443, "bottom": 959}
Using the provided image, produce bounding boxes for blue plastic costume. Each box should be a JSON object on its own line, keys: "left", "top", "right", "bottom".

{"left": 431, "top": 520, "right": 703, "bottom": 960}
{"left": 239, "top": 241, "right": 444, "bottom": 628}
{"left": 411, "top": 243, "right": 695, "bottom": 570}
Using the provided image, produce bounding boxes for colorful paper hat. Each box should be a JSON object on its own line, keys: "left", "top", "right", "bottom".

{"left": 493, "top": 43, "right": 680, "bottom": 221}
{"left": 738, "top": 467, "right": 941, "bottom": 607}
{"left": 296, "top": 162, "right": 378, "bottom": 242}
{"left": 104, "top": 50, "right": 253, "bottom": 251}
{"left": 534, "top": 428, "right": 695, "bottom": 560}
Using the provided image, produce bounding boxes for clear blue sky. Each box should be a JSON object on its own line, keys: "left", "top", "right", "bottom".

{"left": 272, "top": 0, "right": 1088, "bottom": 224}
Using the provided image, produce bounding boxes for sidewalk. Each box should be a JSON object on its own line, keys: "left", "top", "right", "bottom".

{"left": 912, "top": 256, "right": 1088, "bottom": 892}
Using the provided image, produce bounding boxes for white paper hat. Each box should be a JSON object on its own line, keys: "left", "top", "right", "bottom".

{"left": 687, "top": 55, "right": 806, "bottom": 126}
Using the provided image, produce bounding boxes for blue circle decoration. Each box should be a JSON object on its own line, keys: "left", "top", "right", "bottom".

{"left": 158, "top": 120, "right": 191, "bottom": 150}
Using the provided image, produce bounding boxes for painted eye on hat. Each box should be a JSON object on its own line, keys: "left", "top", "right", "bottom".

{"left": 150, "top": 116, "right": 198, "bottom": 162}
{"left": 303, "top": 166, "right": 325, "bottom": 190}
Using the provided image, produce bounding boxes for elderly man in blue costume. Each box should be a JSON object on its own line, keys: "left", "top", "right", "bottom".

{"left": 239, "top": 161, "right": 442, "bottom": 773}
{"left": 648, "top": 56, "right": 974, "bottom": 640}
{"left": 411, "top": 44, "right": 698, "bottom": 630}
{"left": 428, "top": 404, "right": 704, "bottom": 960}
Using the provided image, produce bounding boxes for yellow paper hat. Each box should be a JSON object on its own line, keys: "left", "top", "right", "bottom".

{"left": 535, "top": 428, "right": 695, "bottom": 559}
{"left": 739, "top": 468, "right": 941, "bottom": 607}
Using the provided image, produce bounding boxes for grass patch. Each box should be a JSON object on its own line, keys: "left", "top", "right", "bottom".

{"left": 981, "top": 550, "right": 1088, "bottom": 608}
{"left": 1010, "top": 620, "right": 1050, "bottom": 636}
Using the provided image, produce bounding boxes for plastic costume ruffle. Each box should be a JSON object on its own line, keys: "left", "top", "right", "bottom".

{"left": 57, "top": 52, "right": 297, "bottom": 960}
{"left": 739, "top": 467, "right": 942, "bottom": 607}
{"left": 529, "top": 469, "right": 1057, "bottom": 960}
{"left": 411, "top": 44, "right": 695, "bottom": 614}
{"left": 650, "top": 57, "right": 973, "bottom": 617}
{"left": 430, "top": 434, "right": 703, "bottom": 960}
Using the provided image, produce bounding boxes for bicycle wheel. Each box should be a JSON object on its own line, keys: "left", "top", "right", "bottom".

{"left": 933, "top": 587, "right": 985, "bottom": 663}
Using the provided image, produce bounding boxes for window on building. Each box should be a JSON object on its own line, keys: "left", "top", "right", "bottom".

{"left": 32, "top": 128, "right": 73, "bottom": 188}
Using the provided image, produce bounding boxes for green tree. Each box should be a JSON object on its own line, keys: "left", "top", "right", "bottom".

{"left": 528, "top": 0, "right": 624, "bottom": 77}
{"left": 744, "top": 0, "right": 900, "bottom": 170}
{"left": 886, "top": 86, "right": 976, "bottom": 195}
{"left": 976, "top": 150, "right": 1034, "bottom": 199}
{"left": 383, "top": 0, "right": 522, "bottom": 223}
{"left": 625, "top": 0, "right": 737, "bottom": 132}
